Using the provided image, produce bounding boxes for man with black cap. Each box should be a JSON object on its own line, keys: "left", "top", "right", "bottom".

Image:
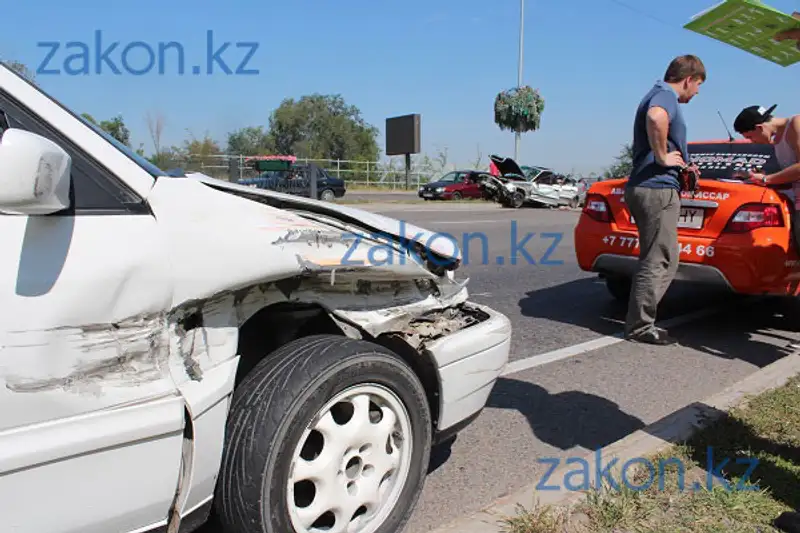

{"left": 734, "top": 105, "right": 800, "bottom": 185}
{"left": 734, "top": 105, "right": 800, "bottom": 248}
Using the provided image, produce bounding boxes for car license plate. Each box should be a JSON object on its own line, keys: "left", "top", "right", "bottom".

{"left": 423, "top": 192, "right": 433, "bottom": 197}
{"left": 678, "top": 207, "right": 704, "bottom": 229}
{"left": 630, "top": 208, "right": 704, "bottom": 229}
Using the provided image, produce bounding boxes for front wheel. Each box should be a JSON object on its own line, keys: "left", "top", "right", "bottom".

{"left": 215, "top": 334, "right": 432, "bottom": 533}
{"left": 503, "top": 190, "right": 524, "bottom": 208}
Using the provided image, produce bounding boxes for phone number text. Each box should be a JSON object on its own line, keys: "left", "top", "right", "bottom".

{"left": 601, "top": 235, "right": 715, "bottom": 257}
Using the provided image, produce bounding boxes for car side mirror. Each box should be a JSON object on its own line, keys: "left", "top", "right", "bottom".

{"left": 0, "top": 128, "right": 71, "bottom": 215}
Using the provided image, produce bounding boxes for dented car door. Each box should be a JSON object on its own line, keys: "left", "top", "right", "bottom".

{"left": 0, "top": 90, "right": 185, "bottom": 533}
{"left": 529, "top": 171, "right": 562, "bottom": 206}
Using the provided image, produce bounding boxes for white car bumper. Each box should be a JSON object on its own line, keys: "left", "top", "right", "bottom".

{"left": 423, "top": 302, "right": 512, "bottom": 434}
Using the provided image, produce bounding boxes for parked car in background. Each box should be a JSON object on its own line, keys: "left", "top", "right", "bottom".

{"left": 417, "top": 170, "right": 494, "bottom": 200}
{"left": 0, "top": 63, "right": 512, "bottom": 533}
{"left": 485, "top": 155, "right": 581, "bottom": 208}
{"left": 574, "top": 139, "right": 800, "bottom": 302}
{"left": 528, "top": 171, "right": 581, "bottom": 208}
{"left": 238, "top": 158, "right": 346, "bottom": 201}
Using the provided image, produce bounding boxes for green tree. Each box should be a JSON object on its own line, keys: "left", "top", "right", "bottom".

{"left": 226, "top": 126, "right": 273, "bottom": 155}
{"left": 603, "top": 143, "right": 634, "bottom": 179}
{"left": 3, "top": 60, "right": 35, "bottom": 82}
{"left": 266, "top": 94, "right": 379, "bottom": 161}
{"left": 81, "top": 113, "right": 131, "bottom": 146}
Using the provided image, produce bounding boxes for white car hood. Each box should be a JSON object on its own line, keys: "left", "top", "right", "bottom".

{"left": 186, "top": 172, "right": 462, "bottom": 264}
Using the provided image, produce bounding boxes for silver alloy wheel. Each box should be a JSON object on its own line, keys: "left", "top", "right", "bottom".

{"left": 287, "top": 384, "right": 413, "bottom": 533}
{"left": 321, "top": 189, "right": 335, "bottom": 201}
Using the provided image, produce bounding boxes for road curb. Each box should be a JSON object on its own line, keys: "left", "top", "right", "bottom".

{"left": 427, "top": 348, "right": 800, "bottom": 533}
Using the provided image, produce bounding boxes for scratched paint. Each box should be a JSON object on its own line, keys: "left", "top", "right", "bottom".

{"left": 3, "top": 313, "right": 171, "bottom": 396}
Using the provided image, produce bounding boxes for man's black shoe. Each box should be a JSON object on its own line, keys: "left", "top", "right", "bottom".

{"left": 625, "top": 328, "right": 677, "bottom": 345}
{"left": 774, "top": 511, "right": 800, "bottom": 533}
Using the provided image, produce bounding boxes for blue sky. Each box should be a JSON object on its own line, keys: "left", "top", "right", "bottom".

{"left": 3, "top": 0, "right": 800, "bottom": 174}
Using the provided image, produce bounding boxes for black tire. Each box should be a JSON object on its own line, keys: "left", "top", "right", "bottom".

{"left": 451, "top": 192, "right": 462, "bottom": 200}
{"left": 500, "top": 191, "right": 521, "bottom": 208}
{"left": 606, "top": 276, "right": 632, "bottom": 302}
{"left": 215, "top": 334, "right": 432, "bottom": 533}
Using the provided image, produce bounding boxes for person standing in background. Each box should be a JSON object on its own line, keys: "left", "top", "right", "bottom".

{"left": 623, "top": 55, "right": 706, "bottom": 345}
{"left": 733, "top": 104, "right": 800, "bottom": 240}
{"left": 733, "top": 105, "right": 800, "bottom": 356}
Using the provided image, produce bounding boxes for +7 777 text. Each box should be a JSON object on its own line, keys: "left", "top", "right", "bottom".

{"left": 602, "top": 235, "right": 716, "bottom": 258}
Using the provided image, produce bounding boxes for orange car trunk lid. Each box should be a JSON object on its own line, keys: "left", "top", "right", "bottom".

{"left": 610, "top": 180, "right": 769, "bottom": 238}
{"left": 608, "top": 141, "right": 781, "bottom": 239}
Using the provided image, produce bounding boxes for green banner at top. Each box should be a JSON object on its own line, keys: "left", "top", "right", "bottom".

{"left": 684, "top": 0, "right": 800, "bottom": 66}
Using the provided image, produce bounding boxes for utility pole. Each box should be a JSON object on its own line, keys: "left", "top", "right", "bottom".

{"left": 515, "top": 0, "right": 524, "bottom": 160}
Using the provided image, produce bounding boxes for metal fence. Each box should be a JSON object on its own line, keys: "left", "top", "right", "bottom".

{"left": 172, "top": 154, "right": 455, "bottom": 189}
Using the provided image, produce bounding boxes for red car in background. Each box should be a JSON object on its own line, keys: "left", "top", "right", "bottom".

{"left": 418, "top": 170, "right": 494, "bottom": 200}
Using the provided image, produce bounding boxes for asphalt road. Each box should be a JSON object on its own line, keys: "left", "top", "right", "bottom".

{"left": 354, "top": 201, "right": 800, "bottom": 533}
{"left": 199, "top": 200, "right": 800, "bottom": 533}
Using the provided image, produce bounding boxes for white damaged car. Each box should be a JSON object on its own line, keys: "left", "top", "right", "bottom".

{"left": 0, "top": 63, "right": 512, "bottom": 533}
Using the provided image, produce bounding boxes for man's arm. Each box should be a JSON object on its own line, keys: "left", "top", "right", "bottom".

{"left": 646, "top": 106, "right": 671, "bottom": 165}
{"left": 645, "top": 91, "right": 684, "bottom": 167}
{"left": 766, "top": 116, "right": 800, "bottom": 185}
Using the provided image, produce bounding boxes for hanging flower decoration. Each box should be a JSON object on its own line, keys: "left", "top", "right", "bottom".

{"left": 494, "top": 86, "right": 545, "bottom": 133}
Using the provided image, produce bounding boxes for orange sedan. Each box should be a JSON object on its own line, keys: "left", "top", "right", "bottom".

{"left": 574, "top": 139, "right": 800, "bottom": 301}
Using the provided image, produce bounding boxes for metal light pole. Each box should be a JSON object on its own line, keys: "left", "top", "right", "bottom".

{"left": 515, "top": 0, "right": 524, "bottom": 160}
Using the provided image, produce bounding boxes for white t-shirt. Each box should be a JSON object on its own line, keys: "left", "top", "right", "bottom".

{"left": 775, "top": 116, "right": 800, "bottom": 208}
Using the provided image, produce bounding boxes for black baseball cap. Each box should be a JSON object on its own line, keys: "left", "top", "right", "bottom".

{"left": 733, "top": 104, "right": 777, "bottom": 133}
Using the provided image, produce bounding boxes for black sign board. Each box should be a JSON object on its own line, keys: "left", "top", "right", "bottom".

{"left": 385, "top": 114, "right": 421, "bottom": 156}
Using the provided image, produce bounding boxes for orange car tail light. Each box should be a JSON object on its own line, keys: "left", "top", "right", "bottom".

{"left": 582, "top": 194, "right": 613, "bottom": 223}
{"left": 723, "top": 203, "right": 784, "bottom": 233}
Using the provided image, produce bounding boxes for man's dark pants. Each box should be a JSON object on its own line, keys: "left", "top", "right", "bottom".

{"left": 624, "top": 185, "right": 681, "bottom": 337}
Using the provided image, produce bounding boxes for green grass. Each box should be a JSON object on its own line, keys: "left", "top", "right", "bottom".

{"left": 501, "top": 374, "right": 800, "bottom": 532}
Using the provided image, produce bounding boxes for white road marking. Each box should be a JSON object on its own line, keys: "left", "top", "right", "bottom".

{"left": 502, "top": 298, "right": 760, "bottom": 376}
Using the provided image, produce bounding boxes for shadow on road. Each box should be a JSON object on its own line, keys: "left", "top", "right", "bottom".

{"left": 517, "top": 276, "right": 798, "bottom": 369}
{"left": 517, "top": 277, "right": 626, "bottom": 337}
{"left": 428, "top": 438, "right": 455, "bottom": 474}
{"left": 669, "top": 299, "right": 798, "bottom": 368}
{"left": 518, "top": 277, "right": 741, "bottom": 336}
{"left": 487, "top": 377, "right": 646, "bottom": 452}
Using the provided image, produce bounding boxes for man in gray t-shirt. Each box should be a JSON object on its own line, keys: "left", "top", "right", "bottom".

{"left": 624, "top": 55, "right": 706, "bottom": 345}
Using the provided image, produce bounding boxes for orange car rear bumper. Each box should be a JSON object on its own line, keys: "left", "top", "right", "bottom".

{"left": 574, "top": 216, "right": 800, "bottom": 296}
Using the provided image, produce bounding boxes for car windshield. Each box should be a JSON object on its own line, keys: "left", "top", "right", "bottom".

{"left": 75, "top": 113, "right": 169, "bottom": 178}
{"left": 522, "top": 166, "right": 547, "bottom": 180}
{"left": 688, "top": 142, "right": 781, "bottom": 180}
{"left": 5, "top": 65, "right": 170, "bottom": 179}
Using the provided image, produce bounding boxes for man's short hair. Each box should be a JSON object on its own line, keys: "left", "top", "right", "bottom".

{"left": 664, "top": 55, "right": 706, "bottom": 83}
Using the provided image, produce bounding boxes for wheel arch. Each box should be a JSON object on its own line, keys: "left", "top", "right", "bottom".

{"left": 234, "top": 301, "right": 442, "bottom": 430}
